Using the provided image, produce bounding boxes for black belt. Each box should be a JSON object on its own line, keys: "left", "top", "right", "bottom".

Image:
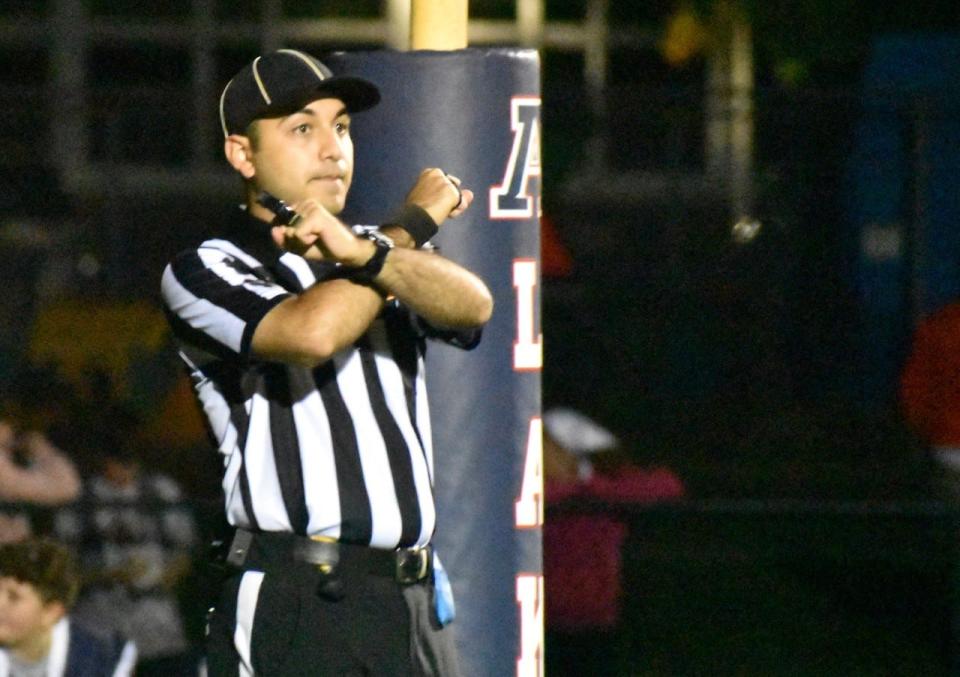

{"left": 225, "top": 528, "right": 432, "bottom": 586}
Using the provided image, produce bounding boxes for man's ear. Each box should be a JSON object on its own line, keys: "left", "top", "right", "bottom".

{"left": 224, "top": 135, "right": 256, "bottom": 179}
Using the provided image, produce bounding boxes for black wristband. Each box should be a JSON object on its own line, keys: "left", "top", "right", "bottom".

{"left": 383, "top": 204, "right": 439, "bottom": 248}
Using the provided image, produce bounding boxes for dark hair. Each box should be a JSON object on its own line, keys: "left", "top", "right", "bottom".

{"left": 245, "top": 120, "right": 261, "bottom": 151}
{"left": 0, "top": 538, "right": 80, "bottom": 608}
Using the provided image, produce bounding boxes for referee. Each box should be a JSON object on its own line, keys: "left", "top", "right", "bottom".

{"left": 160, "top": 49, "right": 492, "bottom": 676}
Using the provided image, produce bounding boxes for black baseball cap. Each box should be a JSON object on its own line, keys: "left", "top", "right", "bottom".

{"left": 219, "top": 49, "right": 380, "bottom": 137}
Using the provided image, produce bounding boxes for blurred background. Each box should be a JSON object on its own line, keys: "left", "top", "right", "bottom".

{"left": 3, "top": 0, "right": 960, "bottom": 674}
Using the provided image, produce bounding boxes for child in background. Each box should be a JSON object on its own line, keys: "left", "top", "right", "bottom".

{"left": 0, "top": 538, "right": 136, "bottom": 677}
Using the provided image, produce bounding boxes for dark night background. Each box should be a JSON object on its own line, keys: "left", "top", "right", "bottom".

{"left": 3, "top": 1, "right": 960, "bottom": 673}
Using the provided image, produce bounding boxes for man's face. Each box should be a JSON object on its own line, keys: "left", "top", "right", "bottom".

{"left": 246, "top": 97, "right": 354, "bottom": 215}
{"left": 0, "top": 577, "right": 60, "bottom": 650}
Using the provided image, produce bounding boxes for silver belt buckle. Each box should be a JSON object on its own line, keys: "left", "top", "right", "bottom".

{"left": 395, "top": 547, "right": 429, "bottom": 584}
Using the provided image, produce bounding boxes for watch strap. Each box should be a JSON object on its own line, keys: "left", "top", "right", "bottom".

{"left": 349, "top": 236, "right": 392, "bottom": 285}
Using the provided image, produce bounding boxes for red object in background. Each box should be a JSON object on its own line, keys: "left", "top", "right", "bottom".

{"left": 544, "top": 467, "right": 685, "bottom": 631}
{"left": 900, "top": 302, "right": 960, "bottom": 446}
{"left": 541, "top": 213, "right": 574, "bottom": 278}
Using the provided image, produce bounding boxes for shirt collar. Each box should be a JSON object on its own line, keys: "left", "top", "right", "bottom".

{"left": 223, "top": 205, "right": 285, "bottom": 266}
{"left": 220, "top": 205, "right": 343, "bottom": 283}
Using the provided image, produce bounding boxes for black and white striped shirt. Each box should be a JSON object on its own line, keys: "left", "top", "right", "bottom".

{"left": 160, "top": 209, "right": 479, "bottom": 549}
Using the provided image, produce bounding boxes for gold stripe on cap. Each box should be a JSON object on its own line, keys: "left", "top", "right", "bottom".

{"left": 218, "top": 78, "right": 233, "bottom": 136}
{"left": 277, "top": 49, "right": 326, "bottom": 80}
{"left": 251, "top": 56, "right": 272, "bottom": 104}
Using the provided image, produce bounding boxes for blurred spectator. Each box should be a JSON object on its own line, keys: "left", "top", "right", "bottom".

{"left": 542, "top": 407, "right": 685, "bottom": 676}
{"left": 0, "top": 419, "right": 80, "bottom": 543}
{"left": 0, "top": 537, "right": 136, "bottom": 676}
{"left": 899, "top": 302, "right": 960, "bottom": 498}
{"left": 54, "top": 428, "right": 198, "bottom": 677}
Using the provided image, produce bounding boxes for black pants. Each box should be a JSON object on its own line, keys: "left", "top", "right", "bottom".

{"left": 206, "top": 561, "right": 462, "bottom": 676}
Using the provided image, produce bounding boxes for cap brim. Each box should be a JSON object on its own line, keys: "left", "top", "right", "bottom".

{"left": 311, "top": 76, "right": 381, "bottom": 113}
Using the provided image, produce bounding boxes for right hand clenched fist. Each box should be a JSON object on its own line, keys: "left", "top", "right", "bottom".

{"left": 405, "top": 168, "right": 474, "bottom": 226}
{"left": 278, "top": 199, "right": 369, "bottom": 265}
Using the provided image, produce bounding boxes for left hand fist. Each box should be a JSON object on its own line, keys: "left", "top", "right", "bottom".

{"left": 405, "top": 169, "right": 474, "bottom": 226}
{"left": 444, "top": 174, "right": 474, "bottom": 219}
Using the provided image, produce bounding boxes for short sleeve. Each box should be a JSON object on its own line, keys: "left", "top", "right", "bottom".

{"left": 416, "top": 316, "right": 483, "bottom": 350}
{"left": 161, "top": 246, "right": 292, "bottom": 359}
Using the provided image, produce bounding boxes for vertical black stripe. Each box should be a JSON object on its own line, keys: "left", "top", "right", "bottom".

{"left": 384, "top": 307, "right": 427, "bottom": 454}
{"left": 227, "top": 400, "right": 260, "bottom": 532}
{"left": 263, "top": 259, "right": 310, "bottom": 534}
{"left": 208, "top": 364, "right": 261, "bottom": 532}
{"left": 357, "top": 341, "right": 422, "bottom": 546}
{"left": 314, "top": 362, "right": 373, "bottom": 544}
{"left": 263, "top": 365, "right": 309, "bottom": 535}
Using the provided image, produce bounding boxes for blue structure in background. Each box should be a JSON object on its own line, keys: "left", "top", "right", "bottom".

{"left": 849, "top": 35, "right": 960, "bottom": 402}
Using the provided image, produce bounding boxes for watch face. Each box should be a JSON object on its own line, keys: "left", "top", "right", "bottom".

{"left": 369, "top": 231, "right": 395, "bottom": 249}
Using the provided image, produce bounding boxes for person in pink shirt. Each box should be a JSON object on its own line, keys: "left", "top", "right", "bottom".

{"left": 543, "top": 407, "right": 685, "bottom": 676}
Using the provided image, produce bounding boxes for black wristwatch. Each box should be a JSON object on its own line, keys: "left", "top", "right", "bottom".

{"left": 350, "top": 230, "right": 394, "bottom": 284}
